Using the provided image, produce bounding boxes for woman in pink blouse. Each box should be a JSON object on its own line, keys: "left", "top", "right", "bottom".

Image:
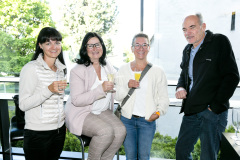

{"left": 65, "top": 32, "right": 126, "bottom": 160}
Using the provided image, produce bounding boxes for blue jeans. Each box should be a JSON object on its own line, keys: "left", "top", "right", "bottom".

{"left": 175, "top": 108, "right": 228, "bottom": 160}
{"left": 121, "top": 115, "right": 156, "bottom": 160}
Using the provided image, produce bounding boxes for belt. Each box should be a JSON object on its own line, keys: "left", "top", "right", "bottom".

{"left": 132, "top": 115, "right": 143, "bottom": 118}
{"left": 184, "top": 113, "right": 197, "bottom": 116}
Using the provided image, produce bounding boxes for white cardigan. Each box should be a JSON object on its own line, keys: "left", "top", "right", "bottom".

{"left": 19, "top": 54, "right": 66, "bottom": 131}
{"left": 115, "top": 62, "right": 169, "bottom": 120}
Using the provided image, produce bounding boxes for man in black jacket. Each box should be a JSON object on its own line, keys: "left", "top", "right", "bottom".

{"left": 175, "top": 13, "right": 239, "bottom": 160}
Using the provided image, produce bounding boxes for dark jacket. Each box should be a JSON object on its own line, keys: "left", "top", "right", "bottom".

{"left": 177, "top": 30, "right": 239, "bottom": 115}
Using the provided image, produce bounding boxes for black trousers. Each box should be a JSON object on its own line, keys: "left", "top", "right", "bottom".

{"left": 23, "top": 124, "right": 66, "bottom": 160}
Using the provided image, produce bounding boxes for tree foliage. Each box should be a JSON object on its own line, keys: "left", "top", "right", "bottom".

{"left": 0, "top": 0, "right": 54, "bottom": 76}
{"left": 59, "top": 0, "right": 118, "bottom": 57}
{"left": 123, "top": 48, "right": 134, "bottom": 63}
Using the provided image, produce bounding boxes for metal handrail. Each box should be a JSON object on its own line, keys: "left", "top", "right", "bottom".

{"left": 0, "top": 77, "right": 239, "bottom": 86}
{"left": 0, "top": 77, "right": 20, "bottom": 82}
{"left": 1, "top": 77, "right": 239, "bottom": 107}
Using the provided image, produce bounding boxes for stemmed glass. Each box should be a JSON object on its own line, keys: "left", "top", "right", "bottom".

{"left": 134, "top": 69, "right": 141, "bottom": 89}
{"left": 235, "top": 109, "right": 240, "bottom": 145}
{"left": 107, "top": 72, "right": 115, "bottom": 93}
{"left": 231, "top": 107, "right": 240, "bottom": 141}
{"left": 57, "top": 73, "right": 67, "bottom": 93}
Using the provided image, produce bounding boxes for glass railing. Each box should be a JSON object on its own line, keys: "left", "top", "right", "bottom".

{"left": 1, "top": 77, "right": 239, "bottom": 160}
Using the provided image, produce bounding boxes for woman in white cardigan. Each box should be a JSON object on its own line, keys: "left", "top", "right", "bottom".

{"left": 115, "top": 33, "right": 169, "bottom": 160}
{"left": 65, "top": 32, "right": 126, "bottom": 160}
{"left": 19, "top": 27, "right": 67, "bottom": 160}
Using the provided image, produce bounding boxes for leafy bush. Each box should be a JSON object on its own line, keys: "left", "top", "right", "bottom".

{"left": 151, "top": 132, "right": 177, "bottom": 158}
{"left": 118, "top": 145, "right": 125, "bottom": 155}
{"left": 225, "top": 125, "right": 235, "bottom": 133}
{"left": 63, "top": 131, "right": 89, "bottom": 153}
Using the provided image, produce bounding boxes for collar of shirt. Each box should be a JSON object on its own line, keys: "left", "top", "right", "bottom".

{"left": 188, "top": 32, "right": 207, "bottom": 91}
{"left": 190, "top": 31, "right": 207, "bottom": 56}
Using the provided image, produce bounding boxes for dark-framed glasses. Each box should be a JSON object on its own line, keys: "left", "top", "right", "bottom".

{"left": 86, "top": 43, "right": 102, "bottom": 49}
{"left": 133, "top": 43, "right": 149, "bottom": 49}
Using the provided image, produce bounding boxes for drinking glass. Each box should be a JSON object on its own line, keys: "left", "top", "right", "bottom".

{"left": 235, "top": 109, "right": 240, "bottom": 145}
{"left": 58, "top": 73, "right": 67, "bottom": 92}
{"left": 107, "top": 73, "right": 115, "bottom": 93}
{"left": 134, "top": 69, "right": 141, "bottom": 89}
{"left": 231, "top": 108, "right": 240, "bottom": 141}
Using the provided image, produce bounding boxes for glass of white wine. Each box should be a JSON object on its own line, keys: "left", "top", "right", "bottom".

{"left": 107, "top": 73, "right": 115, "bottom": 93}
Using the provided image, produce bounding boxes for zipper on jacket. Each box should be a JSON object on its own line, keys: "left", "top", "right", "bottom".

{"left": 57, "top": 89, "right": 61, "bottom": 133}
{"left": 56, "top": 70, "right": 61, "bottom": 133}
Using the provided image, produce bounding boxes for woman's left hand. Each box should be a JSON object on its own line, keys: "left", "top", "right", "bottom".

{"left": 147, "top": 112, "right": 160, "bottom": 122}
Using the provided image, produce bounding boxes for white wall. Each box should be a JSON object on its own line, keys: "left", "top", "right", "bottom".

{"left": 146, "top": 0, "right": 240, "bottom": 81}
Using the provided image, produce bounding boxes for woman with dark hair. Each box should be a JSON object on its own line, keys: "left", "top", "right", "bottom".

{"left": 19, "top": 27, "right": 67, "bottom": 160}
{"left": 65, "top": 32, "right": 126, "bottom": 160}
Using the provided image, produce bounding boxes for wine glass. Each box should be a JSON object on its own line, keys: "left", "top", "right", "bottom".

{"left": 57, "top": 73, "right": 67, "bottom": 92}
{"left": 231, "top": 107, "right": 240, "bottom": 141}
{"left": 107, "top": 72, "right": 115, "bottom": 93}
{"left": 134, "top": 69, "right": 141, "bottom": 89}
{"left": 235, "top": 109, "right": 240, "bottom": 145}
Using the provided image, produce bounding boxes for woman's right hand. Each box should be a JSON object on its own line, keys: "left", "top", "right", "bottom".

{"left": 128, "top": 79, "right": 139, "bottom": 88}
{"left": 102, "top": 81, "right": 114, "bottom": 92}
{"left": 48, "top": 81, "right": 67, "bottom": 94}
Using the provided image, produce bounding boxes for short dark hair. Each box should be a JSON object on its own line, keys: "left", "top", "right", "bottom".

{"left": 131, "top": 33, "right": 150, "bottom": 46}
{"left": 76, "top": 32, "right": 107, "bottom": 66}
{"left": 32, "top": 27, "right": 66, "bottom": 74}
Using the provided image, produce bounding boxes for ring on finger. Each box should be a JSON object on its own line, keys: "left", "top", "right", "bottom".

{"left": 58, "top": 84, "right": 63, "bottom": 91}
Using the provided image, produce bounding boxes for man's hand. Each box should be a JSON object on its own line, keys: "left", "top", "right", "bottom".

{"left": 175, "top": 87, "right": 187, "bottom": 99}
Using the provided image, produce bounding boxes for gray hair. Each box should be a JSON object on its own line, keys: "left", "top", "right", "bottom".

{"left": 195, "top": 13, "right": 203, "bottom": 25}
{"left": 131, "top": 33, "right": 150, "bottom": 46}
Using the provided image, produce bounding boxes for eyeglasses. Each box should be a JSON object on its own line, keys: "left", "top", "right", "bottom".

{"left": 86, "top": 43, "right": 102, "bottom": 49}
{"left": 133, "top": 43, "right": 149, "bottom": 49}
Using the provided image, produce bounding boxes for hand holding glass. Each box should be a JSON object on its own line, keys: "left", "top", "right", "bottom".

{"left": 58, "top": 75, "right": 67, "bottom": 92}
{"left": 107, "top": 73, "right": 115, "bottom": 92}
{"left": 134, "top": 70, "right": 141, "bottom": 88}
